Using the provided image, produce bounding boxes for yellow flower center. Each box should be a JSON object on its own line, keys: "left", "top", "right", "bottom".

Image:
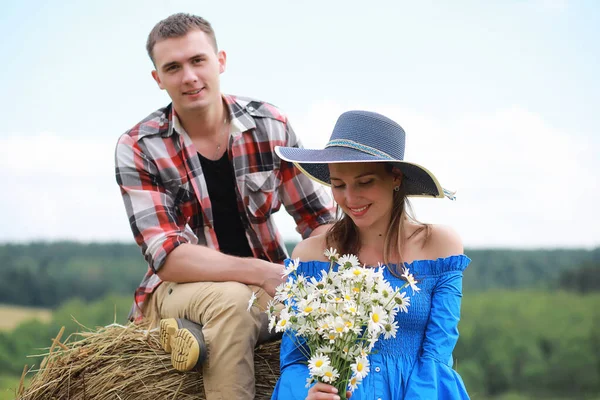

{"left": 325, "top": 371, "right": 333, "bottom": 378}
{"left": 316, "top": 360, "right": 323, "bottom": 367}
{"left": 304, "top": 306, "right": 313, "bottom": 313}
{"left": 372, "top": 314, "right": 380, "bottom": 323}
{"left": 357, "top": 363, "right": 363, "bottom": 372}
{"left": 336, "top": 326, "right": 344, "bottom": 332}
{"left": 353, "top": 269, "right": 361, "bottom": 276}
{"left": 280, "top": 320, "right": 287, "bottom": 327}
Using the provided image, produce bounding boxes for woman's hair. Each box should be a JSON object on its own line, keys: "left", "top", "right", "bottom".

{"left": 324, "top": 163, "right": 430, "bottom": 275}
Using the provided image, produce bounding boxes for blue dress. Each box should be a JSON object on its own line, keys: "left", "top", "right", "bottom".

{"left": 271, "top": 255, "right": 471, "bottom": 400}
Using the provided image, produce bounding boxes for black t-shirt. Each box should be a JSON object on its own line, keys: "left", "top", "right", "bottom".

{"left": 197, "top": 152, "right": 254, "bottom": 258}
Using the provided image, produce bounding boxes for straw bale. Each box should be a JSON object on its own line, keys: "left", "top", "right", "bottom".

{"left": 17, "top": 323, "right": 281, "bottom": 400}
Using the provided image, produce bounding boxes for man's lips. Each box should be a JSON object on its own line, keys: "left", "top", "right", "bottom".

{"left": 183, "top": 88, "right": 204, "bottom": 95}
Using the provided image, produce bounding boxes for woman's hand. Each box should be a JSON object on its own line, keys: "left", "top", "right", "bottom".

{"left": 306, "top": 382, "right": 352, "bottom": 400}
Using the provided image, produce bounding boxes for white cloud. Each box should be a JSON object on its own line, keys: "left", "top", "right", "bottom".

{"left": 0, "top": 133, "right": 131, "bottom": 242}
{"left": 1, "top": 104, "right": 598, "bottom": 248}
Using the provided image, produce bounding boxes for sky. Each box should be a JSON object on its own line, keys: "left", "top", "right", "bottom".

{"left": 0, "top": 0, "right": 598, "bottom": 248}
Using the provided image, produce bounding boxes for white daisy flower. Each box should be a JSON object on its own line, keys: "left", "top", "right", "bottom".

{"left": 308, "top": 353, "right": 331, "bottom": 374}
{"left": 320, "top": 365, "right": 340, "bottom": 383}
{"left": 332, "top": 316, "right": 349, "bottom": 334}
{"left": 275, "top": 309, "right": 291, "bottom": 332}
{"left": 265, "top": 299, "right": 278, "bottom": 315}
{"left": 368, "top": 305, "right": 387, "bottom": 334}
{"left": 351, "top": 356, "right": 370, "bottom": 379}
{"left": 324, "top": 247, "right": 340, "bottom": 262}
{"left": 305, "top": 376, "right": 314, "bottom": 388}
{"left": 282, "top": 258, "right": 300, "bottom": 277}
{"left": 395, "top": 291, "right": 411, "bottom": 313}
{"left": 338, "top": 254, "right": 361, "bottom": 269}
{"left": 401, "top": 266, "right": 420, "bottom": 292}
{"left": 383, "top": 320, "right": 399, "bottom": 339}
{"left": 348, "top": 375, "right": 362, "bottom": 391}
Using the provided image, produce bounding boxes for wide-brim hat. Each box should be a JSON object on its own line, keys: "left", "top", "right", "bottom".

{"left": 275, "top": 110, "right": 455, "bottom": 200}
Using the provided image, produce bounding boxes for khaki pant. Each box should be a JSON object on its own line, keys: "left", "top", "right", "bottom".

{"left": 145, "top": 281, "right": 273, "bottom": 400}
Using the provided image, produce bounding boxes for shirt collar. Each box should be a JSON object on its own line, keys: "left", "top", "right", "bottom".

{"left": 167, "top": 94, "right": 255, "bottom": 138}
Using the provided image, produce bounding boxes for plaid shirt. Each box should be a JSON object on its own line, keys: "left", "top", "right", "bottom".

{"left": 115, "top": 94, "right": 335, "bottom": 320}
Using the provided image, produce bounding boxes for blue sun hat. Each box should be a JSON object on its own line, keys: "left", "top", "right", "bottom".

{"left": 275, "top": 110, "right": 456, "bottom": 200}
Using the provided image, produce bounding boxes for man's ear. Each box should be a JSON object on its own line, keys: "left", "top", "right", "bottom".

{"left": 151, "top": 70, "right": 164, "bottom": 90}
{"left": 218, "top": 50, "right": 227, "bottom": 74}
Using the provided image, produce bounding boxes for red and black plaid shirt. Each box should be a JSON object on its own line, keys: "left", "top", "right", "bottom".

{"left": 115, "top": 95, "right": 335, "bottom": 320}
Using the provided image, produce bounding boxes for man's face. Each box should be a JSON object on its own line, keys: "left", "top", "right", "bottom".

{"left": 151, "top": 30, "right": 226, "bottom": 115}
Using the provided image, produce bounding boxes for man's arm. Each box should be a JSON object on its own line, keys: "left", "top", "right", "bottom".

{"left": 159, "top": 244, "right": 284, "bottom": 296}
{"left": 115, "top": 134, "right": 284, "bottom": 295}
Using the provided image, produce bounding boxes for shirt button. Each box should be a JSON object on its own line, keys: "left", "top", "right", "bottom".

{"left": 247, "top": 106, "right": 255, "bottom": 111}
{"left": 375, "top": 366, "right": 381, "bottom": 372}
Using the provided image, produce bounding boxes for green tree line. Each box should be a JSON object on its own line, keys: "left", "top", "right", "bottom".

{"left": 1, "top": 242, "right": 599, "bottom": 308}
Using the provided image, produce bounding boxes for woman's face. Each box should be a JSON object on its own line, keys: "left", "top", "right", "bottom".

{"left": 329, "top": 163, "right": 401, "bottom": 231}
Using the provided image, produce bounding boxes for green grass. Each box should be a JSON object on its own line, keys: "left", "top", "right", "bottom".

{"left": 0, "top": 375, "right": 21, "bottom": 400}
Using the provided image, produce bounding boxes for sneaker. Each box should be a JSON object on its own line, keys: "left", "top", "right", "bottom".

{"left": 159, "top": 318, "right": 207, "bottom": 371}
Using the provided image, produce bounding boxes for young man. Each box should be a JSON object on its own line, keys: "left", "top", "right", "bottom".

{"left": 114, "top": 13, "right": 335, "bottom": 400}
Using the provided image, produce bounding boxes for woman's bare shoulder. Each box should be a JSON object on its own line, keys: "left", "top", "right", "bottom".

{"left": 423, "top": 224, "right": 464, "bottom": 259}
{"left": 291, "top": 234, "right": 329, "bottom": 262}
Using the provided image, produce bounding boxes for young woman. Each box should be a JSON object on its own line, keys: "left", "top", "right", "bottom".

{"left": 271, "top": 110, "right": 470, "bottom": 400}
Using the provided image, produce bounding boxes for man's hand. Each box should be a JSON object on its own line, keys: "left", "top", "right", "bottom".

{"left": 258, "top": 260, "right": 285, "bottom": 297}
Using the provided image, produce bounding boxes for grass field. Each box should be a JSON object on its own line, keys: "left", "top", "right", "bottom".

{"left": 0, "top": 304, "right": 52, "bottom": 331}
{"left": 0, "top": 375, "right": 21, "bottom": 400}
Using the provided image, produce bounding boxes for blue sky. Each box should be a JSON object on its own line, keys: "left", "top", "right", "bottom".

{"left": 0, "top": 0, "right": 598, "bottom": 248}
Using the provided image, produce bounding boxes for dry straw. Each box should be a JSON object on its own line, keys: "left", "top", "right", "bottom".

{"left": 16, "top": 322, "right": 281, "bottom": 400}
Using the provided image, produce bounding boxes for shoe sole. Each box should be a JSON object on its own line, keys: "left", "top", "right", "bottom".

{"left": 172, "top": 328, "right": 200, "bottom": 371}
{"left": 159, "top": 318, "right": 201, "bottom": 372}
{"left": 159, "top": 318, "right": 178, "bottom": 353}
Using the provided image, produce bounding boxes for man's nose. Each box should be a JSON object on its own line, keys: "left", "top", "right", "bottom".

{"left": 181, "top": 65, "right": 197, "bottom": 83}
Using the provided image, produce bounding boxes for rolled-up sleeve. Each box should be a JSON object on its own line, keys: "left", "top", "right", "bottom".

{"left": 115, "top": 135, "right": 197, "bottom": 272}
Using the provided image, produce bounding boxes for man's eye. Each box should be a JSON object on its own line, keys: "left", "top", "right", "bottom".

{"left": 167, "top": 65, "right": 179, "bottom": 71}
{"left": 193, "top": 58, "right": 204, "bottom": 64}
{"left": 358, "top": 180, "right": 374, "bottom": 186}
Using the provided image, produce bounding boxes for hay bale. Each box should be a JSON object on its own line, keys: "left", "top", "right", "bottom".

{"left": 17, "top": 323, "right": 281, "bottom": 400}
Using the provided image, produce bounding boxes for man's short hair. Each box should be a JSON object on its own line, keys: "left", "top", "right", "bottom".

{"left": 146, "top": 13, "right": 218, "bottom": 64}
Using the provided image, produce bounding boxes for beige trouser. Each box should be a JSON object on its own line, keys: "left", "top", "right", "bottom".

{"left": 145, "top": 281, "right": 273, "bottom": 400}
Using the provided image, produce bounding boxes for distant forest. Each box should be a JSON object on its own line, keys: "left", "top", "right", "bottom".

{"left": 1, "top": 242, "right": 599, "bottom": 308}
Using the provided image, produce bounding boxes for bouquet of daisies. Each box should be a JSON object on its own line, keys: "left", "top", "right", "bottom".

{"left": 264, "top": 248, "right": 419, "bottom": 398}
